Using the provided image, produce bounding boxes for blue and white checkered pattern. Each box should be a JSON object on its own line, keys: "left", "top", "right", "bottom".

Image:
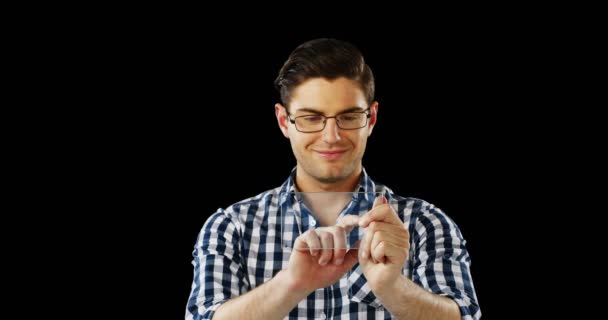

{"left": 186, "top": 169, "right": 481, "bottom": 319}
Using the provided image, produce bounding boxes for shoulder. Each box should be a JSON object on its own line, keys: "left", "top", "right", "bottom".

{"left": 375, "top": 184, "right": 457, "bottom": 231}
{"left": 204, "top": 187, "right": 282, "bottom": 230}
{"left": 400, "top": 197, "right": 464, "bottom": 242}
{"left": 223, "top": 187, "right": 282, "bottom": 216}
{"left": 374, "top": 185, "right": 443, "bottom": 218}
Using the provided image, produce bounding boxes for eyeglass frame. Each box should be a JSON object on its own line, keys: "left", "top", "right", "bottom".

{"left": 286, "top": 108, "right": 372, "bottom": 133}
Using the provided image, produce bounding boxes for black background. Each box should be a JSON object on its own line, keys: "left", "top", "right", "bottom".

{"left": 4, "top": 3, "right": 589, "bottom": 317}
{"left": 95, "top": 21, "right": 545, "bottom": 319}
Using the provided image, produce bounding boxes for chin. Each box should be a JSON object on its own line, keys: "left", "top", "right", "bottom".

{"left": 314, "top": 167, "right": 351, "bottom": 183}
{"left": 315, "top": 174, "right": 347, "bottom": 184}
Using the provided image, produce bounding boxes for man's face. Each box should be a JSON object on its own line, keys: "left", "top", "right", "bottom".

{"left": 276, "top": 77, "right": 378, "bottom": 185}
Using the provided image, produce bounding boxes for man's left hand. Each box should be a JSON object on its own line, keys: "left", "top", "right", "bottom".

{"left": 358, "top": 196, "right": 410, "bottom": 294}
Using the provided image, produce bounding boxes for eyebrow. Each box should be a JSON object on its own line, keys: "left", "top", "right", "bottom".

{"left": 293, "top": 106, "right": 365, "bottom": 115}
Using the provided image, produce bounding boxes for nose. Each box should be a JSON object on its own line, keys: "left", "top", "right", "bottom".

{"left": 322, "top": 118, "right": 341, "bottom": 144}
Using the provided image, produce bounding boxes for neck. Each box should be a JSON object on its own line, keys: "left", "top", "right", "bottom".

{"left": 301, "top": 192, "right": 352, "bottom": 226}
{"left": 294, "top": 167, "right": 362, "bottom": 193}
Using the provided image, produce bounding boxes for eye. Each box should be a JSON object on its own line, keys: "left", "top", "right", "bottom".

{"left": 339, "top": 114, "right": 361, "bottom": 121}
{"left": 302, "top": 115, "right": 324, "bottom": 123}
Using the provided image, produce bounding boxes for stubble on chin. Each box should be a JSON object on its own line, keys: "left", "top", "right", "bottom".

{"left": 310, "top": 162, "right": 357, "bottom": 184}
{"left": 314, "top": 175, "right": 345, "bottom": 184}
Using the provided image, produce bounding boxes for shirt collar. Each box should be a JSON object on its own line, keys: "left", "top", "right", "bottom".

{"left": 278, "top": 167, "right": 377, "bottom": 205}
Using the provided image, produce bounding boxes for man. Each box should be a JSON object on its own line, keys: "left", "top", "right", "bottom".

{"left": 186, "top": 38, "right": 481, "bottom": 319}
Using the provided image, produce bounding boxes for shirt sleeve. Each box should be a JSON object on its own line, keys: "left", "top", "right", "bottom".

{"left": 411, "top": 202, "right": 482, "bottom": 320}
{"left": 185, "top": 209, "right": 248, "bottom": 320}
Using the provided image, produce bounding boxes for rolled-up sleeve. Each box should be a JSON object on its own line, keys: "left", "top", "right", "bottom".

{"left": 185, "top": 209, "right": 248, "bottom": 320}
{"left": 412, "top": 204, "right": 481, "bottom": 320}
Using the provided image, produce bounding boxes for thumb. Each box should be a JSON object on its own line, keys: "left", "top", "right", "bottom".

{"left": 360, "top": 195, "right": 386, "bottom": 228}
{"left": 372, "top": 195, "right": 386, "bottom": 208}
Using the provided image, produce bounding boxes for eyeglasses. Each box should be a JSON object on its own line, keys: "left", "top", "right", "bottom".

{"left": 287, "top": 108, "right": 371, "bottom": 133}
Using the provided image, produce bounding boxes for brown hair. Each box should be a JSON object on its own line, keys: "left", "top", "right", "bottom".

{"left": 274, "top": 38, "right": 375, "bottom": 109}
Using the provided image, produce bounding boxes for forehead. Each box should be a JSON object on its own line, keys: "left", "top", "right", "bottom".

{"left": 290, "top": 77, "right": 367, "bottom": 113}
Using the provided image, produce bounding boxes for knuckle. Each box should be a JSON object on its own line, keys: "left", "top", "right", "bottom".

{"left": 378, "top": 241, "right": 386, "bottom": 250}
{"left": 369, "top": 221, "right": 377, "bottom": 230}
{"left": 320, "top": 232, "right": 332, "bottom": 241}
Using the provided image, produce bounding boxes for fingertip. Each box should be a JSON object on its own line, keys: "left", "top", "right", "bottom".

{"left": 360, "top": 248, "right": 368, "bottom": 260}
{"left": 373, "top": 195, "right": 383, "bottom": 207}
{"left": 359, "top": 218, "right": 367, "bottom": 227}
{"left": 371, "top": 251, "right": 385, "bottom": 264}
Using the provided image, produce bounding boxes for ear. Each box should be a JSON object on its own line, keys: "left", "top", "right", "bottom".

{"left": 367, "top": 101, "right": 379, "bottom": 136}
{"left": 275, "top": 103, "right": 290, "bottom": 138}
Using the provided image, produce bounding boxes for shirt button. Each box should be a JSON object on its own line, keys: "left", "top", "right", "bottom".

{"left": 310, "top": 220, "right": 316, "bottom": 226}
{"left": 319, "top": 313, "right": 326, "bottom": 319}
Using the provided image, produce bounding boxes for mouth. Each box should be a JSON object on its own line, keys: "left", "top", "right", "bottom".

{"left": 314, "top": 149, "right": 348, "bottom": 161}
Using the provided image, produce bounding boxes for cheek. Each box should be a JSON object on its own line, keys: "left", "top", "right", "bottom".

{"left": 358, "top": 128, "right": 371, "bottom": 139}
{"left": 349, "top": 132, "right": 368, "bottom": 147}
{"left": 289, "top": 133, "right": 317, "bottom": 147}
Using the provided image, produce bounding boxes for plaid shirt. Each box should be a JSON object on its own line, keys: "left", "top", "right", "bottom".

{"left": 186, "top": 169, "right": 481, "bottom": 319}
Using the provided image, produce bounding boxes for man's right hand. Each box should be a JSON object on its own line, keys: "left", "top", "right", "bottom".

{"left": 285, "top": 215, "right": 360, "bottom": 294}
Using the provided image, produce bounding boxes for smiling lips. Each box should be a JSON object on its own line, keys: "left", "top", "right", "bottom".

{"left": 315, "top": 149, "right": 348, "bottom": 160}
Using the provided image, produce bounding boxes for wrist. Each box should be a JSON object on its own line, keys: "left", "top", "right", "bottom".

{"left": 374, "top": 275, "right": 408, "bottom": 299}
{"left": 277, "top": 269, "right": 313, "bottom": 297}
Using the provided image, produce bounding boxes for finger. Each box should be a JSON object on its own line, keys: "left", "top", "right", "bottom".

{"left": 373, "top": 195, "right": 385, "bottom": 208}
{"left": 317, "top": 231, "right": 334, "bottom": 266}
{"left": 364, "top": 221, "right": 405, "bottom": 263}
{"left": 332, "top": 226, "right": 348, "bottom": 265}
{"left": 370, "top": 231, "right": 407, "bottom": 256}
{"left": 369, "top": 228, "right": 401, "bottom": 264}
{"left": 359, "top": 236, "right": 370, "bottom": 262}
{"left": 359, "top": 195, "right": 386, "bottom": 227}
{"left": 293, "top": 233, "right": 309, "bottom": 251}
{"left": 360, "top": 220, "right": 392, "bottom": 262}
{"left": 367, "top": 222, "right": 409, "bottom": 264}
{"left": 359, "top": 227, "right": 371, "bottom": 261}
{"left": 360, "top": 199, "right": 401, "bottom": 227}
{"left": 371, "top": 239, "right": 388, "bottom": 263}
{"left": 371, "top": 241, "right": 406, "bottom": 264}
{"left": 336, "top": 215, "right": 359, "bottom": 233}
{"left": 306, "top": 230, "right": 323, "bottom": 256}
{"left": 357, "top": 196, "right": 385, "bottom": 260}
{"left": 294, "top": 230, "right": 321, "bottom": 256}
{"left": 367, "top": 221, "right": 409, "bottom": 248}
